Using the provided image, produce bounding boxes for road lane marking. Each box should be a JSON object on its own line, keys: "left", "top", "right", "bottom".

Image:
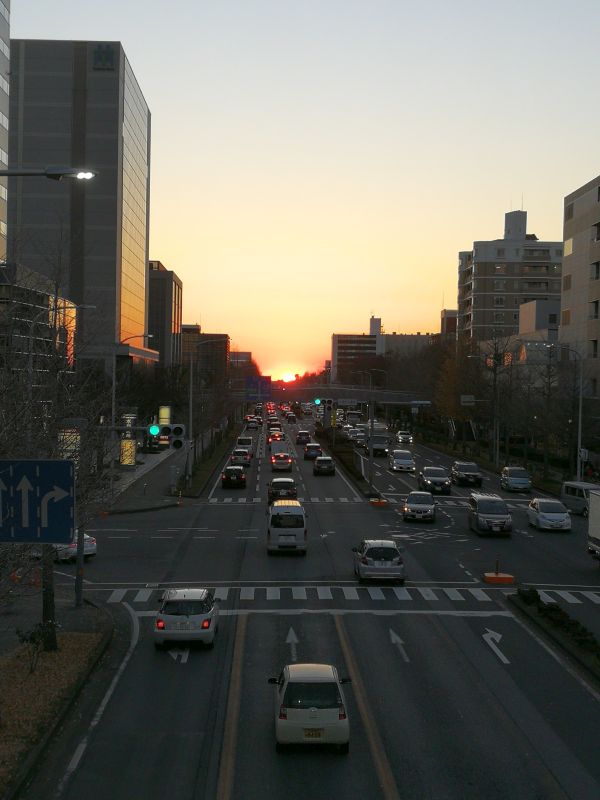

{"left": 216, "top": 615, "right": 247, "bottom": 800}
{"left": 334, "top": 615, "right": 400, "bottom": 800}
{"left": 553, "top": 590, "right": 582, "bottom": 604}
{"left": 135, "top": 608, "right": 514, "bottom": 618}
{"left": 108, "top": 588, "right": 127, "bottom": 603}
{"left": 133, "top": 588, "right": 153, "bottom": 602}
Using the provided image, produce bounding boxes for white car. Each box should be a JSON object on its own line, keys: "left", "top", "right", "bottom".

{"left": 230, "top": 448, "right": 251, "bottom": 467}
{"left": 396, "top": 430, "right": 413, "bottom": 444}
{"left": 53, "top": 533, "right": 97, "bottom": 563}
{"left": 268, "top": 663, "right": 351, "bottom": 753}
{"left": 352, "top": 539, "right": 405, "bottom": 584}
{"left": 527, "top": 498, "right": 571, "bottom": 531}
{"left": 388, "top": 449, "right": 415, "bottom": 472}
{"left": 154, "top": 588, "right": 219, "bottom": 649}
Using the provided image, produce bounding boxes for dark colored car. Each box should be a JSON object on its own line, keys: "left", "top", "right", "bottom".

{"left": 313, "top": 456, "right": 335, "bottom": 476}
{"left": 296, "top": 430, "right": 311, "bottom": 445}
{"left": 303, "top": 442, "right": 323, "bottom": 460}
{"left": 418, "top": 466, "right": 451, "bottom": 494}
{"left": 451, "top": 461, "right": 483, "bottom": 487}
{"left": 221, "top": 465, "right": 247, "bottom": 488}
{"left": 268, "top": 477, "right": 298, "bottom": 503}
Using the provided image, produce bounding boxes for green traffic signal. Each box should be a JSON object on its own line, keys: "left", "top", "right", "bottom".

{"left": 314, "top": 398, "right": 321, "bottom": 405}
{"left": 148, "top": 423, "right": 160, "bottom": 436}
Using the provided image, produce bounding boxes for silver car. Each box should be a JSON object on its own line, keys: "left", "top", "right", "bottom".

{"left": 352, "top": 539, "right": 405, "bottom": 583}
{"left": 388, "top": 449, "right": 415, "bottom": 472}
{"left": 154, "top": 588, "right": 219, "bottom": 649}
{"left": 396, "top": 430, "right": 413, "bottom": 444}
{"left": 527, "top": 498, "right": 571, "bottom": 531}
{"left": 403, "top": 491, "right": 436, "bottom": 522}
{"left": 500, "top": 466, "right": 532, "bottom": 492}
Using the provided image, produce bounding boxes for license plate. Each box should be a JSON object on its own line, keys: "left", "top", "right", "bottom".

{"left": 303, "top": 728, "right": 323, "bottom": 739}
{"left": 492, "top": 525, "right": 501, "bottom": 532}
{"left": 279, "top": 535, "right": 295, "bottom": 543}
{"left": 176, "top": 622, "right": 190, "bottom": 630}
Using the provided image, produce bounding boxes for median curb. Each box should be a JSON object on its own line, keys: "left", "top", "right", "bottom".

{"left": 106, "top": 500, "right": 180, "bottom": 515}
{"left": 2, "top": 598, "right": 114, "bottom": 800}
{"left": 483, "top": 572, "right": 516, "bottom": 585}
{"left": 507, "top": 593, "right": 600, "bottom": 684}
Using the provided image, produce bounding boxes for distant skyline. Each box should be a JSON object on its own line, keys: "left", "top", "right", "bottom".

{"left": 11, "top": 1, "right": 600, "bottom": 379}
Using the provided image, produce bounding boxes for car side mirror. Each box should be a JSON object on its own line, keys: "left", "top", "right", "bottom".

{"left": 268, "top": 677, "right": 278, "bottom": 684}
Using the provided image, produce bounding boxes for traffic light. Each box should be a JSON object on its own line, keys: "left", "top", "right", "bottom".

{"left": 314, "top": 398, "right": 321, "bottom": 406}
{"left": 148, "top": 423, "right": 160, "bottom": 437}
{"left": 324, "top": 399, "right": 334, "bottom": 411}
{"left": 159, "top": 423, "right": 186, "bottom": 449}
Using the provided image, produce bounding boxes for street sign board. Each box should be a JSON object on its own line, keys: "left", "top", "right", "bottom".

{"left": 337, "top": 399, "right": 358, "bottom": 407}
{"left": 460, "top": 395, "right": 476, "bottom": 406}
{"left": 245, "top": 376, "right": 272, "bottom": 401}
{"left": 0, "top": 460, "right": 75, "bottom": 544}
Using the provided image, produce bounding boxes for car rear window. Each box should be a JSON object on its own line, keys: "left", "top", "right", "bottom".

{"left": 508, "top": 468, "right": 529, "bottom": 478}
{"left": 271, "top": 513, "right": 304, "bottom": 528}
{"left": 162, "top": 599, "right": 212, "bottom": 616}
{"left": 283, "top": 682, "right": 341, "bottom": 709}
{"left": 365, "top": 547, "right": 398, "bottom": 561}
{"left": 460, "top": 463, "right": 479, "bottom": 471}
{"left": 238, "top": 437, "right": 252, "bottom": 445}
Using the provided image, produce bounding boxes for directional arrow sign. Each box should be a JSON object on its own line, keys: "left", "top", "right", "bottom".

{"left": 286, "top": 627, "right": 299, "bottom": 662}
{"left": 168, "top": 648, "right": 189, "bottom": 664}
{"left": 389, "top": 628, "right": 410, "bottom": 663}
{"left": 482, "top": 629, "right": 510, "bottom": 664}
{"left": 0, "top": 460, "right": 74, "bottom": 543}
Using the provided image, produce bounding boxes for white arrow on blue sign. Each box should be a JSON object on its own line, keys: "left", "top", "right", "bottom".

{"left": 0, "top": 460, "right": 75, "bottom": 544}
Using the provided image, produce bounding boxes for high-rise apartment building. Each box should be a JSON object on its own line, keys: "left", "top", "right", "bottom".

{"left": 457, "top": 211, "right": 563, "bottom": 342}
{"left": 7, "top": 40, "right": 157, "bottom": 369}
{"left": 148, "top": 260, "right": 182, "bottom": 368}
{"left": 0, "top": 2, "right": 9, "bottom": 260}
{"left": 560, "top": 175, "right": 600, "bottom": 398}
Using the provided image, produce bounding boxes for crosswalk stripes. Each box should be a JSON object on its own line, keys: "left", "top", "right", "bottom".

{"left": 208, "top": 496, "right": 363, "bottom": 504}
{"left": 103, "top": 585, "right": 600, "bottom": 608}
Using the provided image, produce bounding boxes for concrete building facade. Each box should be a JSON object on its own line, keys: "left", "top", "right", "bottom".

{"left": 457, "top": 211, "right": 563, "bottom": 342}
{"left": 7, "top": 40, "right": 156, "bottom": 369}
{"left": 148, "top": 260, "right": 182, "bottom": 369}
{"left": 560, "top": 174, "right": 600, "bottom": 397}
{"left": 0, "top": 2, "right": 8, "bottom": 260}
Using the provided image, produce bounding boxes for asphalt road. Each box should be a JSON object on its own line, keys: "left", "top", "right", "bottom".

{"left": 27, "top": 416, "right": 600, "bottom": 800}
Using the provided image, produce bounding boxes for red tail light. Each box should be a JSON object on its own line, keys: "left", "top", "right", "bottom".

{"left": 156, "top": 619, "right": 165, "bottom": 630}
{"left": 201, "top": 619, "right": 211, "bottom": 630}
{"left": 339, "top": 704, "right": 347, "bottom": 720}
{"left": 271, "top": 457, "right": 275, "bottom": 463}
{"left": 278, "top": 705, "right": 287, "bottom": 720}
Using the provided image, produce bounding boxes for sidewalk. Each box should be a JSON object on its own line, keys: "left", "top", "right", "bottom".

{"left": 107, "top": 446, "right": 188, "bottom": 514}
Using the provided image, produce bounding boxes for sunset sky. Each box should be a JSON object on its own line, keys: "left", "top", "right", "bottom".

{"left": 12, "top": 1, "right": 600, "bottom": 380}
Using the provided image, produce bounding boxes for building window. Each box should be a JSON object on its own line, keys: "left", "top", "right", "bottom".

{"left": 513, "top": 313, "right": 518, "bottom": 321}
{"left": 591, "top": 301, "right": 599, "bottom": 320}
{"left": 548, "top": 313, "right": 557, "bottom": 325}
{"left": 563, "top": 274, "right": 572, "bottom": 291}
{"left": 561, "top": 309, "right": 571, "bottom": 325}
{"left": 564, "top": 238, "right": 573, "bottom": 257}
{"left": 565, "top": 202, "right": 574, "bottom": 221}
{"left": 496, "top": 248, "right": 505, "bottom": 257}
{"left": 494, "top": 280, "right": 506, "bottom": 290}
{"left": 591, "top": 262, "right": 600, "bottom": 281}
{"left": 494, "top": 264, "right": 506, "bottom": 274}
{"left": 555, "top": 248, "right": 563, "bottom": 257}
{"left": 590, "top": 340, "right": 598, "bottom": 359}
{"left": 594, "top": 222, "right": 600, "bottom": 242}
{"left": 493, "top": 312, "right": 505, "bottom": 323}
{"left": 494, "top": 297, "right": 505, "bottom": 307}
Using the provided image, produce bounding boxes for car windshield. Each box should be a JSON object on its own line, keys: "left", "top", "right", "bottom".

{"left": 408, "top": 494, "right": 432, "bottom": 504}
{"left": 271, "top": 514, "right": 304, "bottom": 528}
{"left": 393, "top": 451, "right": 411, "bottom": 459}
{"left": 162, "top": 599, "right": 211, "bottom": 616}
{"left": 538, "top": 501, "right": 567, "bottom": 514}
{"left": 459, "top": 463, "right": 478, "bottom": 471}
{"left": 478, "top": 499, "right": 508, "bottom": 514}
{"left": 283, "top": 682, "right": 341, "bottom": 708}
{"left": 365, "top": 547, "right": 398, "bottom": 561}
{"left": 424, "top": 468, "right": 447, "bottom": 477}
{"left": 508, "top": 469, "right": 529, "bottom": 478}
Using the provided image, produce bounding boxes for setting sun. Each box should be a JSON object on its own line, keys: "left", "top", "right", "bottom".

{"left": 281, "top": 373, "right": 297, "bottom": 383}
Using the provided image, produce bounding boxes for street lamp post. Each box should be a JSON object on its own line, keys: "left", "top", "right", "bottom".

{"left": 542, "top": 343, "right": 584, "bottom": 481}
{"left": 0, "top": 167, "right": 97, "bottom": 181}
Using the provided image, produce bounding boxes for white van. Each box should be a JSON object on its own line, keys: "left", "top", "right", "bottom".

{"left": 560, "top": 481, "right": 600, "bottom": 517}
{"left": 236, "top": 435, "right": 254, "bottom": 458}
{"left": 267, "top": 500, "right": 307, "bottom": 554}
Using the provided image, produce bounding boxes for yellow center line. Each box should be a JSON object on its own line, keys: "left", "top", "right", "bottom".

{"left": 334, "top": 614, "right": 401, "bottom": 800}
{"left": 216, "top": 614, "right": 247, "bottom": 800}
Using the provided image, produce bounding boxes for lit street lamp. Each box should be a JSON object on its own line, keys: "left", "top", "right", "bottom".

{"left": 0, "top": 167, "right": 97, "bottom": 181}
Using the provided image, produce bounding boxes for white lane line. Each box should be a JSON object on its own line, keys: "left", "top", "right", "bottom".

{"left": 367, "top": 587, "right": 385, "bottom": 600}
{"left": 57, "top": 603, "right": 140, "bottom": 797}
{"left": 240, "top": 587, "right": 255, "bottom": 600}
{"left": 107, "top": 536, "right": 130, "bottom": 539}
{"left": 343, "top": 587, "right": 360, "bottom": 600}
{"left": 292, "top": 587, "right": 307, "bottom": 600}
{"left": 134, "top": 588, "right": 153, "bottom": 603}
{"left": 468, "top": 589, "right": 491, "bottom": 602}
{"left": 194, "top": 536, "right": 216, "bottom": 539}
{"left": 418, "top": 588, "right": 438, "bottom": 600}
{"left": 443, "top": 588, "right": 465, "bottom": 601}
{"left": 538, "top": 590, "right": 557, "bottom": 604}
{"left": 107, "top": 589, "right": 127, "bottom": 603}
{"left": 236, "top": 535, "right": 257, "bottom": 539}
{"left": 554, "top": 590, "right": 582, "bottom": 604}
{"left": 393, "top": 587, "right": 411, "bottom": 600}
{"left": 267, "top": 587, "right": 281, "bottom": 600}
{"left": 150, "top": 536, "right": 173, "bottom": 539}
{"left": 214, "top": 587, "right": 229, "bottom": 600}
{"left": 87, "top": 528, "right": 136, "bottom": 532}
{"left": 317, "top": 586, "right": 333, "bottom": 600}
{"left": 209, "top": 498, "right": 218, "bottom": 504}
{"left": 580, "top": 591, "right": 600, "bottom": 604}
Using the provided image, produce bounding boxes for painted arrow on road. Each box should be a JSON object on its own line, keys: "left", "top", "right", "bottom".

{"left": 286, "top": 627, "right": 299, "bottom": 662}
{"left": 168, "top": 648, "right": 189, "bottom": 663}
{"left": 17, "top": 476, "right": 33, "bottom": 529}
{"left": 483, "top": 629, "right": 510, "bottom": 664}
{"left": 389, "top": 628, "right": 410, "bottom": 662}
{"left": 40, "top": 485, "right": 69, "bottom": 528}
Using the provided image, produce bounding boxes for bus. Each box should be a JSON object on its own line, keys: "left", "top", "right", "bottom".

{"left": 345, "top": 410, "right": 362, "bottom": 426}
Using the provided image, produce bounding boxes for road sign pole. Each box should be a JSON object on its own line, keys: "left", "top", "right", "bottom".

{"left": 42, "top": 544, "right": 58, "bottom": 650}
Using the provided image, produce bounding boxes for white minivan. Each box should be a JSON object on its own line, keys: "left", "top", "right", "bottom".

{"left": 236, "top": 435, "right": 254, "bottom": 458}
{"left": 267, "top": 500, "right": 307, "bottom": 554}
{"left": 560, "top": 481, "right": 600, "bottom": 516}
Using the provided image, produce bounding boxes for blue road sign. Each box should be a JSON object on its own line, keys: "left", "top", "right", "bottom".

{"left": 0, "top": 460, "right": 75, "bottom": 544}
{"left": 245, "top": 376, "right": 272, "bottom": 401}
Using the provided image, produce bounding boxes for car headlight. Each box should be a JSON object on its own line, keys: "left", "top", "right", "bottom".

{"left": 425, "top": 479, "right": 431, "bottom": 484}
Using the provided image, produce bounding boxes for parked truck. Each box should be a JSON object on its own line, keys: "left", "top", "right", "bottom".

{"left": 587, "top": 490, "right": 600, "bottom": 561}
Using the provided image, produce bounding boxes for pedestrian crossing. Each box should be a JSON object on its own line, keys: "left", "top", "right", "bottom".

{"left": 100, "top": 584, "right": 600, "bottom": 608}
{"left": 208, "top": 496, "right": 363, "bottom": 504}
